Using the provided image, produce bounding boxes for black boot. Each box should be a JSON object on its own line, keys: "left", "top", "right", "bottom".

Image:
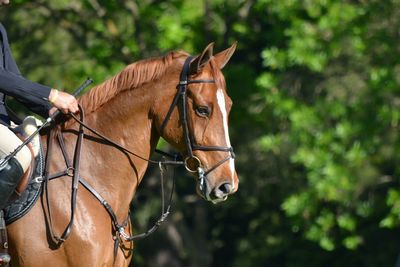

{"left": 0, "top": 157, "right": 24, "bottom": 210}
{"left": 0, "top": 158, "right": 22, "bottom": 266}
{"left": 0, "top": 210, "right": 10, "bottom": 266}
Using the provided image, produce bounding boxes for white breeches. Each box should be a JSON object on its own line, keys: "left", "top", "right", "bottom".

{"left": 0, "top": 124, "right": 31, "bottom": 172}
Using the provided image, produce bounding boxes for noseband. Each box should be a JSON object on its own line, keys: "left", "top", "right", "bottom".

{"left": 160, "top": 56, "right": 235, "bottom": 191}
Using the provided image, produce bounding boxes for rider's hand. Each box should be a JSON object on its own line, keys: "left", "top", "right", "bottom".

{"left": 48, "top": 89, "right": 79, "bottom": 114}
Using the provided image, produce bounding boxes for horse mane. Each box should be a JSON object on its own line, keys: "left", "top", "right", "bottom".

{"left": 79, "top": 51, "right": 188, "bottom": 114}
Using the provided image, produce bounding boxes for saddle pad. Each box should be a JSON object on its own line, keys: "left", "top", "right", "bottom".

{"left": 3, "top": 148, "right": 44, "bottom": 225}
{"left": 3, "top": 179, "right": 42, "bottom": 225}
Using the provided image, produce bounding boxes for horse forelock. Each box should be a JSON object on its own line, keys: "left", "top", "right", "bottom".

{"left": 78, "top": 51, "right": 188, "bottom": 114}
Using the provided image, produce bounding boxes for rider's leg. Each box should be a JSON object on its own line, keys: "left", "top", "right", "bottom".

{"left": 0, "top": 124, "right": 31, "bottom": 171}
{"left": 0, "top": 123, "right": 31, "bottom": 210}
{"left": 0, "top": 124, "right": 31, "bottom": 265}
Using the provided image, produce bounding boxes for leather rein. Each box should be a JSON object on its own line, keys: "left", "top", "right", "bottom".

{"left": 42, "top": 55, "right": 235, "bottom": 256}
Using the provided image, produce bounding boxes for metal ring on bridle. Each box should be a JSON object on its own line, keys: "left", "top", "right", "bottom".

{"left": 66, "top": 167, "right": 75, "bottom": 177}
{"left": 184, "top": 155, "right": 202, "bottom": 173}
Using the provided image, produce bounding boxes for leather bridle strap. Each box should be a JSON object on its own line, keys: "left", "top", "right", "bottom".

{"left": 44, "top": 109, "right": 178, "bottom": 254}
{"left": 43, "top": 105, "right": 85, "bottom": 246}
{"left": 160, "top": 56, "right": 216, "bottom": 137}
{"left": 160, "top": 56, "right": 235, "bottom": 175}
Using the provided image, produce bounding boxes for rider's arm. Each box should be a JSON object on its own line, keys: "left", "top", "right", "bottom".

{"left": 0, "top": 68, "right": 52, "bottom": 117}
{"left": 0, "top": 23, "right": 78, "bottom": 116}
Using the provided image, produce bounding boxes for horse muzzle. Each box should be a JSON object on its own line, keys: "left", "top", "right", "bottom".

{"left": 196, "top": 167, "right": 236, "bottom": 204}
{"left": 184, "top": 155, "right": 236, "bottom": 204}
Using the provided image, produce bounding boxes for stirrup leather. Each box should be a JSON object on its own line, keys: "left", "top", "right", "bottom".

{"left": 0, "top": 211, "right": 10, "bottom": 266}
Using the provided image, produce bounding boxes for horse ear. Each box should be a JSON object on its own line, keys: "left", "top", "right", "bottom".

{"left": 189, "top": 42, "right": 214, "bottom": 75}
{"left": 214, "top": 42, "right": 237, "bottom": 69}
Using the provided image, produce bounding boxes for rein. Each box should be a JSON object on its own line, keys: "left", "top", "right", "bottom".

{"left": 43, "top": 108, "right": 180, "bottom": 252}
{"left": 42, "top": 55, "right": 235, "bottom": 256}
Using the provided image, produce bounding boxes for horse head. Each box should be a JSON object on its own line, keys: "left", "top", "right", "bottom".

{"left": 155, "top": 42, "right": 238, "bottom": 204}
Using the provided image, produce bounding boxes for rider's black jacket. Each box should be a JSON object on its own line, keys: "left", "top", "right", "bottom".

{"left": 0, "top": 22, "right": 51, "bottom": 126}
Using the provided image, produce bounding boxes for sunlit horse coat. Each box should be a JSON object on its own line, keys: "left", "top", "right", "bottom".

{"left": 0, "top": 22, "right": 51, "bottom": 125}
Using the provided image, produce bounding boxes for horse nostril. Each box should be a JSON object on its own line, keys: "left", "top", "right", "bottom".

{"left": 218, "top": 182, "right": 233, "bottom": 195}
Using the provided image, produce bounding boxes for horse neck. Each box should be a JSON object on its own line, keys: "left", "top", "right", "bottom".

{"left": 65, "top": 83, "right": 160, "bottom": 217}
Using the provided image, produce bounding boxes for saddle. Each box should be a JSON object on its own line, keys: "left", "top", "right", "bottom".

{"left": 2, "top": 155, "right": 43, "bottom": 225}
{"left": 3, "top": 117, "right": 45, "bottom": 224}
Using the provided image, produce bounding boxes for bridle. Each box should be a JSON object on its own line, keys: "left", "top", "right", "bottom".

{"left": 160, "top": 56, "right": 235, "bottom": 197}
{"left": 41, "top": 55, "right": 235, "bottom": 257}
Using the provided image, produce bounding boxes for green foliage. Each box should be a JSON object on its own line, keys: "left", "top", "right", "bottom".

{"left": 254, "top": 0, "right": 400, "bottom": 260}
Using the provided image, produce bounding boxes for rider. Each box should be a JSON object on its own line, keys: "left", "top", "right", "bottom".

{"left": 0, "top": 0, "right": 79, "bottom": 264}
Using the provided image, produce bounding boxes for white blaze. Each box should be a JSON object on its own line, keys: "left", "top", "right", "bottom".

{"left": 216, "top": 88, "right": 236, "bottom": 189}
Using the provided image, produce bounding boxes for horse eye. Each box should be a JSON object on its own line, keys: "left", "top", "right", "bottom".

{"left": 196, "top": 106, "right": 211, "bottom": 117}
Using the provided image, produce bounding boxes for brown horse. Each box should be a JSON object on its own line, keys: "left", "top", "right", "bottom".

{"left": 7, "top": 42, "right": 238, "bottom": 267}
